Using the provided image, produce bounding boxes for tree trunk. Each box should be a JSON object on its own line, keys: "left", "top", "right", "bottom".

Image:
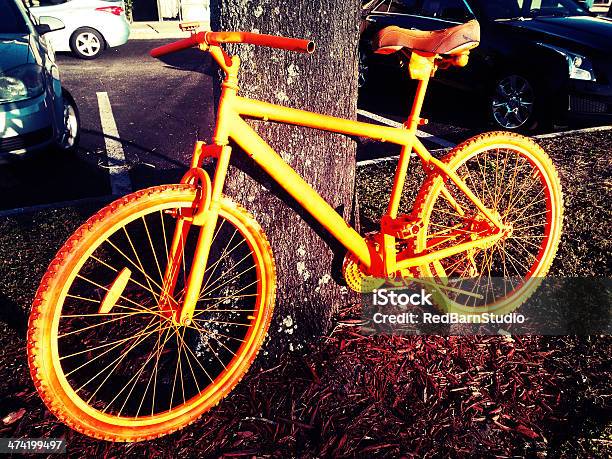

{"left": 210, "top": 1, "right": 360, "bottom": 360}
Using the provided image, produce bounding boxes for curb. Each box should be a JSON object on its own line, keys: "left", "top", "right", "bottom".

{"left": 356, "top": 124, "right": 612, "bottom": 167}
{"left": 128, "top": 21, "right": 211, "bottom": 40}
{"left": 130, "top": 32, "right": 191, "bottom": 40}
{"left": 0, "top": 195, "right": 116, "bottom": 219}
{"left": 533, "top": 124, "right": 612, "bottom": 139}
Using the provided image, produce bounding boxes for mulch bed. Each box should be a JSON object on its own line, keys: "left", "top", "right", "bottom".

{"left": 0, "top": 131, "right": 610, "bottom": 457}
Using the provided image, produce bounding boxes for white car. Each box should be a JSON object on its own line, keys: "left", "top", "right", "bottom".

{"left": 30, "top": 0, "right": 130, "bottom": 59}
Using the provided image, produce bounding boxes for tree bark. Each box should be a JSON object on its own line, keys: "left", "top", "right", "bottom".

{"left": 210, "top": 1, "right": 360, "bottom": 360}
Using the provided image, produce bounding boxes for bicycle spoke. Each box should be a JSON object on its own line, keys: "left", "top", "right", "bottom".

{"left": 63, "top": 318, "right": 160, "bottom": 376}
{"left": 89, "top": 255, "right": 162, "bottom": 303}
{"left": 189, "top": 320, "right": 238, "bottom": 358}
{"left": 59, "top": 319, "right": 159, "bottom": 360}
{"left": 198, "top": 277, "right": 259, "bottom": 305}
{"left": 202, "top": 263, "right": 257, "bottom": 298}
{"left": 111, "top": 324, "right": 176, "bottom": 416}
{"left": 136, "top": 326, "right": 173, "bottom": 418}
{"left": 104, "top": 238, "right": 164, "bottom": 295}
{"left": 107, "top": 328, "right": 172, "bottom": 416}
{"left": 160, "top": 210, "right": 170, "bottom": 267}
{"left": 199, "top": 228, "right": 240, "bottom": 294}
{"left": 142, "top": 216, "right": 164, "bottom": 285}
{"left": 122, "top": 226, "right": 159, "bottom": 302}
{"left": 78, "top": 320, "right": 170, "bottom": 401}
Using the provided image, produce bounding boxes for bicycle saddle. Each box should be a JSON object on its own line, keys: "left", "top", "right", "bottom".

{"left": 373, "top": 20, "right": 480, "bottom": 55}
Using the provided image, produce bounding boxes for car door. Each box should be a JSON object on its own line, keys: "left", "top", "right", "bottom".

{"left": 29, "top": 0, "right": 72, "bottom": 52}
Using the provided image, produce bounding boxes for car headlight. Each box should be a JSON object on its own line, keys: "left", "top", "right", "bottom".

{"left": 0, "top": 64, "right": 45, "bottom": 104}
{"left": 537, "top": 43, "right": 596, "bottom": 82}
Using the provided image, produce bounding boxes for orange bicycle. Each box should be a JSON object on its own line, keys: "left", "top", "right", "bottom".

{"left": 27, "top": 21, "right": 563, "bottom": 441}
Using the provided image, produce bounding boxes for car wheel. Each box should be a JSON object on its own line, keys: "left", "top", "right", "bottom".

{"left": 490, "top": 74, "right": 538, "bottom": 132}
{"left": 70, "top": 27, "right": 105, "bottom": 59}
{"left": 56, "top": 88, "right": 80, "bottom": 154}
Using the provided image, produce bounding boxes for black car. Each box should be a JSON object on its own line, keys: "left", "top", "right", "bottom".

{"left": 360, "top": 0, "right": 612, "bottom": 131}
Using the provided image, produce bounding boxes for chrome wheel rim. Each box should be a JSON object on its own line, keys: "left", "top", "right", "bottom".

{"left": 76, "top": 32, "right": 101, "bottom": 57}
{"left": 492, "top": 75, "right": 534, "bottom": 129}
{"left": 62, "top": 101, "right": 78, "bottom": 148}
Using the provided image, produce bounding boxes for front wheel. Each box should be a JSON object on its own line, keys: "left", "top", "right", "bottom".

{"left": 56, "top": 88, "right": 80, "bottom": 154}
{"left": 28, "top": 185, "right": 276, "bottom": 441}
{"left": 414, "top": 132, "right": 563, "bottom": 315}
{"left": 490, "top": 74, "right": 539, "bottom": 132}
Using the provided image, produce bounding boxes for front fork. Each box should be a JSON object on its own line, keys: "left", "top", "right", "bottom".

{"left": 160, "top": 143, "right": 232, "bottom": 325}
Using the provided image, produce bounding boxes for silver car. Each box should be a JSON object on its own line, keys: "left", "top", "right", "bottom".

{"left": 30, "top": 0, "right": 130, "bottom": 59}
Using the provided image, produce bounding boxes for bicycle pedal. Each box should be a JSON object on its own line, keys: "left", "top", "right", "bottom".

{"left": 381, "top": 214, "right": 423, "bottom": 239}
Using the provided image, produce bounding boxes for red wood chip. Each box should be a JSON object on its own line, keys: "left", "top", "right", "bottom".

{"left": 2, "top": 408, "right": 26, "bottom": 426}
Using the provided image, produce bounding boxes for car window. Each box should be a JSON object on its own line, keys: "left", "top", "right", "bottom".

{"left": 422, "top": 0, "right": 473, "bottom": 21}
{"left": 470, "top": 0, "right": 587, "bottom": 19}
{"left": 528, "top": 0, "right": 587, "bottom": 16}
{"left": 369, "top": 0, "right": 421, "bottom": 14}
{"left": 0, "top": 0, "right": 30, "bottom": 34}
{"left": 471, "top": 0, "right": 523, "bottom": 19}
{"left": 37, "top": 0, "right": 68, "bottom": 5}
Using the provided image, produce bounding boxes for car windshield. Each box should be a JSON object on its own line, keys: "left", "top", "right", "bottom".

{"left": 0, "top": 0, "right": 29, "bottom": 34}
{"left": 472, "top": 0, "right": 588, "bottom": 20}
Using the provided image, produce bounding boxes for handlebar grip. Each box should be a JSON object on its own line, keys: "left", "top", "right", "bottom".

{"left": 149, "top": 30, "right": 315, "bottom": 59}
{"left": 150, "top": 32, "right": 206, "bottom": 58}
{"left": 206, "top": 31, "right": 315, "bottom": 53}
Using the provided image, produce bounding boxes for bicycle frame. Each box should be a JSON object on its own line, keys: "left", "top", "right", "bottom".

{"left": 171, "top": 45, "right": 506, "bottom": 324}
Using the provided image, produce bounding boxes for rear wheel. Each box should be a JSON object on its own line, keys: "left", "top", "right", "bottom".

{"left": 414, "top": 132, "right": 563, "bottom": 315}
{"left": 70, "top": 27, "right": 105, "bottom": 59}
{"left": 28, "top": 185, "right": 276, "bottom": 441}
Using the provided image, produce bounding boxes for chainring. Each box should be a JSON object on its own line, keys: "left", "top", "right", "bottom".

{"left": 342, "top": 252, "right": 385, "bottom": 293}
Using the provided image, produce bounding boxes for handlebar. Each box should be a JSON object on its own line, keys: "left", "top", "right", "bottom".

{"left": 150, "top": 31, "right": 315, "bottom": 58}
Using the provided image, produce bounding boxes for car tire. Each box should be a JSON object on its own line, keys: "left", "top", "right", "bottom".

{"left": 56, "top": 88, "right": 80, "bottom": 154}
{"left": 358, "top": 49, "right": 369, "bottom": 89}
{"left": 489, "top": 74, "right": 543, "bottom": 133}
{"left": 70, "top": 27, "right": 105, "bottom": 59}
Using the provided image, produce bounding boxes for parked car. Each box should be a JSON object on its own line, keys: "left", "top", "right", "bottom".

{"left": 0, "top": 0, "right": 80, "bottom": 156}
{"left": 361, "top": 0, "right": 612, "bottom": 131}
{"left": 583, "top": 0, "right": 611, "bottom": 15}
{"left": 30, "top": 0, "right": 130, "bottom": 59}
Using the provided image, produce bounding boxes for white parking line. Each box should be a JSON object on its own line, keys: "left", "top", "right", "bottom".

{"left": 534, "top": 124, "right": 612, "bottom": 139}
{"left": 357, "top": 109, "right": 456, "bottom": 148}
{"left": 96, "top": 92, "right": 132, "bottom": 195}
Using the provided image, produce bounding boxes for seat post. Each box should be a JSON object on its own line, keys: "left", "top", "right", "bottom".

{"left": 405, "top": 51, "right": 435, "bottom": 132}
{"left": 386, "top": 52, "right": 434, "bottom": 219}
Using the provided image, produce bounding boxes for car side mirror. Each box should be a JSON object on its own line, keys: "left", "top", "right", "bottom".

{"left": 36, "top": 16, "right": 65, "bottom": 35}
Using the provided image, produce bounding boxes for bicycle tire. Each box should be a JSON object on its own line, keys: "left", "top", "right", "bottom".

{"left": 413, "top": 132, "right": 563, "bottom": 315}
{"left": 27, "top": 184, "right": 276, "bottom": 441}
